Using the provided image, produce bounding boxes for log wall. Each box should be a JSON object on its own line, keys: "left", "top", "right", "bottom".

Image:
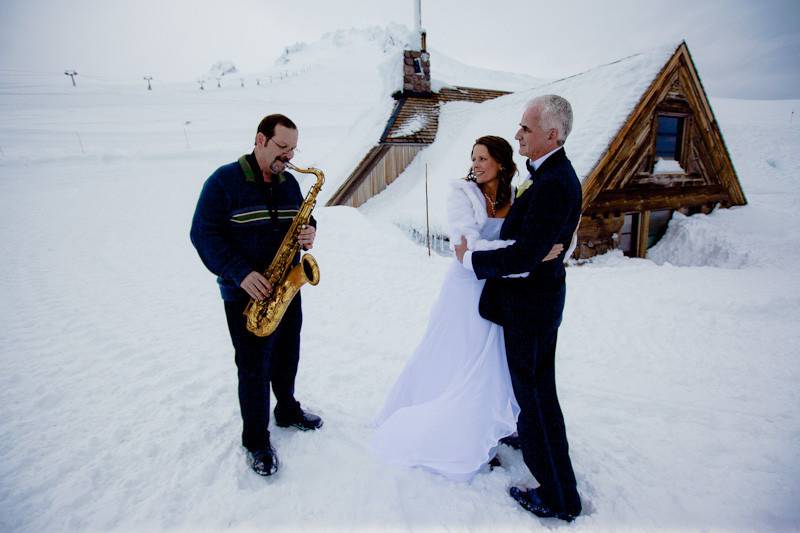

{"left": 341, "top": 144, "right": 424, "bottom": 208}
{"left": 575, "top": 214, "right": 625, "bottom": 259}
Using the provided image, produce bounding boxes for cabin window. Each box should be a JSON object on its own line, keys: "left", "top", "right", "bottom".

{"left": 655, "top": 115, "right": 684, "bottom": 160}
{"left": 619, "top": 213, "right": 639, "bottom": 256}
{"left": 647, "top": 209, "right": 673, "bottom": 248}
{"left": 413, "top": 58, "right": 424, "bottom": 75}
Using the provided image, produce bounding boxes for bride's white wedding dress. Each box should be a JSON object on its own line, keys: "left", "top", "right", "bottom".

{"left": 371, "top": 179, "right": 521, "bottom": 482}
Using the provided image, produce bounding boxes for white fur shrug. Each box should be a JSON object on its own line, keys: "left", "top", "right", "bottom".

{"left": 446, "top": 179, "right": 515, "bottom": 252}
{"left": 445, "top": 179, "right": 578, "bottom": 270}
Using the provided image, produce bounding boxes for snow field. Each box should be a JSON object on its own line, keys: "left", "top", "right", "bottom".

{"left": 1, "top": 27, "right": 799, "bottom": 532}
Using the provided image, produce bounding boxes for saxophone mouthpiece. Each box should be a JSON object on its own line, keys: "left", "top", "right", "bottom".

{"left": 286, "top": 161, "right": 319, "bottom": 172}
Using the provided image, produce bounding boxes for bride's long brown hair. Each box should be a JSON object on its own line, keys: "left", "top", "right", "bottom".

{"left": 465, "top": 135, "right": 517, "bottom": 209}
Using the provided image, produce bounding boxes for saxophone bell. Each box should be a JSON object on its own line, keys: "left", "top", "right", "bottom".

{"left": 299, "top": 253, "right": 320, "bottom": 286}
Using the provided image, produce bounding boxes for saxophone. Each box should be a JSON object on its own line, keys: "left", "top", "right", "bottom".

{"left": 243, "top": 162, "right": 324, "bottom": 337}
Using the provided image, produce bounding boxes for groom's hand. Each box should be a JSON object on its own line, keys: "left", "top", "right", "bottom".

{"left": 455, "top": 236, "right": 467, "bottom": 263}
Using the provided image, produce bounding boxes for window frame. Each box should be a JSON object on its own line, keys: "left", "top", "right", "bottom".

{"left": 413, "top": 58, "right": 424, "bottom": 76}
{"left": 654, "top": 113, "right": 686, "bottom": 162}
{"left": 618, "top": 212, "right": 641, "bottom": 257}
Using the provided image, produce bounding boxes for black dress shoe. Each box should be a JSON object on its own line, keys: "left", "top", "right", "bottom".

{"left": 500, "top": 433, "right": 521, "bottom": 450}
{"left": 509, "top": 487, "right": 577, "bottom": 522}
{"left": 248, "top": 446, "right": 279, "bottom": 476}
{"left": 274, "top": 407, "right": 323, "bottom": 431}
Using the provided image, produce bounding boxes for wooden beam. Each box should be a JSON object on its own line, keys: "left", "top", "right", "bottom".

{"left": 615, "top": 133, "right": 657, "bottom": 190}
{"left": 637, "top": 211, "right": 651, "bottom": 258}
{"left": 676, "top": 46, "right": 746, "bottom": 205}
{"left": 589, "top": 184, "right": 728, "bottom": 213}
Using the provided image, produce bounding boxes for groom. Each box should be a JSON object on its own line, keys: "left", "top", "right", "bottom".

{"left": 455, "top": 94, "right": 582, "bottom": 521}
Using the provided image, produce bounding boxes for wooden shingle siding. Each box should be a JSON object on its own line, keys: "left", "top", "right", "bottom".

{"left": 327, "top": 145, "right": 425, "bottom": 208}
{"left": 383, "top": 97, "right": 439, "bottom": 144}
{"left": 382, "top": 86, "right": 511, "bottom": 144}
{"left": 326, "top": 145, "right": 389, "bottom": 207}
{"left": 438, "top": 87, "right": 510, "bottom": 103}
{"left": 329, "top": 86, "right": 510, "bottom": 207}
{"left": 349, "top": 145, "right": 425, "bottom": 207}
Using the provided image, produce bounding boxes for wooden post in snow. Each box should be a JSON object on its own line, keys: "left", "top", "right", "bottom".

{"left": 425, "top": 163, "right": 431, "bottom": 256}
{"left": 183, "top": 121, "right": 191, "bottom": 149}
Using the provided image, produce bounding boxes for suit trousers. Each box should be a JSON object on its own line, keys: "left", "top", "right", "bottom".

{"left": 504, "top": 318, "right": 581, "bottom": 516}
{"left": 224, "top": 296, "right": 302, "bottom": 451}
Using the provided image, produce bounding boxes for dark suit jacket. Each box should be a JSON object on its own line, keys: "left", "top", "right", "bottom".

{"left": 472, "top": 148, "right": 582, "bottom": 329}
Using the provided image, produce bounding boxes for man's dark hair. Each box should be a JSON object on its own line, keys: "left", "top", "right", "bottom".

{"left": 256, "top": 114, "right": 297, "bottom": 139}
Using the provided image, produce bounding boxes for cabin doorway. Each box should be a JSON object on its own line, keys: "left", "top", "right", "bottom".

{"left": 647, "top": 209, "right": 673, "bottom": 249}
{"left": 619, "top": 209, "right": 673, "bottom": 257}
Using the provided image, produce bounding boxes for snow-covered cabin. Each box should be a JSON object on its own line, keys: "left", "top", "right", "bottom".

{"left": 346, "top": 41, "right": 746, "bottom": 261}
{"left": 573, "top": 41, "right": 745, "bottom": 259}
{"left": 326, "top": 33, "right": 509, "bottom": 208}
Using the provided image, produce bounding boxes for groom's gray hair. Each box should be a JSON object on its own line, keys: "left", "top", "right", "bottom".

{"left": 528, "top": 94, "right": 573, "bottom": 146}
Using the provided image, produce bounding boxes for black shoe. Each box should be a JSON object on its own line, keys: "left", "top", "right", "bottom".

{"left": 274, "top": 407, "right": 323, "bottom": 431}
{"left": 500, "top": 433, "right": 521, "bottom": 450}
{"left": 509, "top": 487, "right": 577, "bottom": 522}
{"left": 248, "top": 446, "right": 279, "bottom": 476}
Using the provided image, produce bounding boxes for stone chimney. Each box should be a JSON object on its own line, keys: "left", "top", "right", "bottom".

{"left": 403, "top": 32, "right": 431, "bottom": 95}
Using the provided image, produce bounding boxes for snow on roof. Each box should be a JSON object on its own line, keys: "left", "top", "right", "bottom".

{"left": 430, "top": 52, "right": 547, "bottom": 92}
{"left": 361, "top": 42, "right": 681, "bottom": 236}
{"left": 381, "top": 87, "right": 511, "bottom": 145}
{"left": 255, "top": 24, "right": 549, "bottom": 206}
{"left": 388, "top": 114, "right": 428, "bottom": 138}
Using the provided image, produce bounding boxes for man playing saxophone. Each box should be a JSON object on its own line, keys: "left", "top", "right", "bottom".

{"left": 190, "top": 114, "right": 322, "bottom": 477}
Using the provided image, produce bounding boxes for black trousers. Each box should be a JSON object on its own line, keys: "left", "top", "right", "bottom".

{"left": 504, "top": 320, "right": 581, "bottom": 516}
{"left": 224, "top": 296, "right": 302, "bottom": 451}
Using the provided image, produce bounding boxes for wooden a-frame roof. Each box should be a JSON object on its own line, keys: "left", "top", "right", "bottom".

{"left": 581, "top": 42, "right": 746, "bottom": 212}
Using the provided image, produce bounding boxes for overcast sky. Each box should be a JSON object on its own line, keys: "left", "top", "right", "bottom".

{"left": 1, "top": 0, "right": 798, "bottom": 98}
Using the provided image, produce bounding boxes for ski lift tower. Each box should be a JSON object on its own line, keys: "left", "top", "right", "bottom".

{"left": 64, "top": 70, "right": 78, "bottom": 86}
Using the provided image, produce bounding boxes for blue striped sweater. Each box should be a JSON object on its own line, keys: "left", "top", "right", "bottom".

{"left": 190, "top": 153, "right": 316, "bottom": 301}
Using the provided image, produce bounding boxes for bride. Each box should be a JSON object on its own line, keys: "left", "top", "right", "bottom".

{"left": 372, "top": 136, "right": 564, "bottom": 482}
